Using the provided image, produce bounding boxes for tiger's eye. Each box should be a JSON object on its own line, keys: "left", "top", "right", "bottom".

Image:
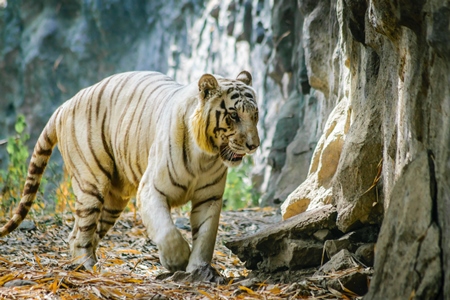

{"left": 230, "top": 112, "right": 238, "bottom": 120}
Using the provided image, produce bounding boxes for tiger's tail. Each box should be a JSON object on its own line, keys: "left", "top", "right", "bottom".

{"left": 0, "top": 110, "right": 59, "bottom": 237}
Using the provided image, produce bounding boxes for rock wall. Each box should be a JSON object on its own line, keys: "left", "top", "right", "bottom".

{"left": 280, "top": 0, "right": 450, "bottom": 298}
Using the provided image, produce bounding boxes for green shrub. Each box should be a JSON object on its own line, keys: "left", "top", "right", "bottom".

{"left": 223, "top": 156, "right": 259, "bottom": 210}
{"left": 0, "top": 115, "right": 30, "bottom": 216}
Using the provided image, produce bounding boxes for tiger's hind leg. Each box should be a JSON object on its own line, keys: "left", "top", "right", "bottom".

{"left": 69, "top": 178, "right": 108, "bottom": 270}
{"left": 96, "top": 191, "right": 130, "bottom": 240}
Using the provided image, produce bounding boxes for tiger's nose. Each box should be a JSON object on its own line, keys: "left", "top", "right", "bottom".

{"left": 246, "top": 142, "right": 259, "bottom": 151}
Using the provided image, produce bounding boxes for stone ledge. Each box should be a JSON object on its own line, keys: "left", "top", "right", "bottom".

{"left": 225, "top": 204, "right": 337, "bottom": 271}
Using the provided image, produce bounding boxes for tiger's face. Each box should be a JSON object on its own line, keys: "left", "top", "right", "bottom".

{"left": 192, "top": 71, "right": 260, "bottom": 167}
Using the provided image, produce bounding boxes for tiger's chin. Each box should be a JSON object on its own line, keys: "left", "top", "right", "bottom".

{"left": 220, "top": 144, "right": 246, "bottom": 167}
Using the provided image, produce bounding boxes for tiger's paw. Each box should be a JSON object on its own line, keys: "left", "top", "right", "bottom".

{"left": 65, "top": 255, "right": 98, "bottom": 272}
{"left": 162, "top": 265, "right": 226, "bottom": 284}
{"left": 189, "top": 264, "right": 226, "bottom": 284}
{"left": 70, "top": 247, "right": 98, "bottom": 271}
{"left": 157, "top": 229, "right": 191, "bottom": 272}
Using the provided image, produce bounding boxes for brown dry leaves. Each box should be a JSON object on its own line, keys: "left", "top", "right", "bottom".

{"left": 0, "top": 208, "right": 362, "bottom": 299}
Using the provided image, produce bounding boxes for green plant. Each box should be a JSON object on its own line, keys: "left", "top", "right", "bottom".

{"left": 0, "top": 115, "right": 30, "bottom": 216}
{"left": 223, "top": 156, "right": 260, "bottom": 210}
{"left": 0, "top": 116, "right": 62, "bottom": 218}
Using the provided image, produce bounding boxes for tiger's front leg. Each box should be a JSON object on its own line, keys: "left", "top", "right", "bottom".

{"left": 138, "top": 181, "right": 191, "bottom": 272}
{"left": 186, "top": 196, "right": 224, "bottom": 282}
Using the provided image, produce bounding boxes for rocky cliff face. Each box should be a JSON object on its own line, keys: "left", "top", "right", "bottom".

{"left": 280, "top": 0, "right": 449, "bottom": 298}
{"left": 1, "top": 0, "right": 450, "bottom": 297}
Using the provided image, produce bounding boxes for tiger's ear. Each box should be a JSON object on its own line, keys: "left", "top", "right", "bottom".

{"left": 236, "top": 70, "right": 252, "bottom": 86}
{"left": 198, "top": 74, "right": 219, "bottom": 102}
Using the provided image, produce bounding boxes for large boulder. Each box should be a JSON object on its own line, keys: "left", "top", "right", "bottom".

{"left": 281, "top": 97, "right": 349, "bottom": 219}
{"left": 225, "top": 205, "right": 337, "bottom": 271}
{"left": 365, "top": 151, "right": 442, "bottom": 299}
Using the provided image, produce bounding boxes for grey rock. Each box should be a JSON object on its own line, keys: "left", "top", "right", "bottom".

{"left": 227, "top": 1, "right": 236, "bottom": 12}
{"left": 344, "top": 0, "right": 367, "bottom": 44}
{"left": 209, "top": 5, "right": 220, "bottom": 20}
{"left": 365, "top": 152, "right": 442, "bottom": 299}
{"left": 324, "top": 226, "right": 379, "bottom": 258}
{"left": 281, "top": 97, "right": 348, "bottom": 219}
{"left": 226, "top": 20, "right": 235, "bottom": 36}
{"left": 271, "top": 0, "right": 297, "bottom": 74}
{"left": 259, "top": 238, "right": 324, "bottom": 272}
{"left": 225, "top": 205, "right": 336, "bottom": 271}
{"left": 341, "top": 226, "right": 379, "bottom": 244}
{"left": 324, "top": 239, "right": 353, "bottom": 259}
{"left": 316, "top": 249, "right": 369, "bottom": 296}
{"left": 332, "top": 95, "right": 384, "bottom": 232}
{"left": 255, "top": 21, "right": 265, "bottom": 44}
{"left": 272, "top": 93, "right": 320, "bottom": 206}
{"left": 18, "top": 219, "right": 36, "bottom": 231}
{"left": 315, "top": 249, "right": 359, "bottom": 275}
{"left": 312, "top": 229, "right": 333, "bottom": 242}
{"left": 267, "top": 93, "right": 302, "bottom": 172}
{"left": 355, "top": 243, "right": 375, "bottom": 267}
{"left": 327, "top": 271, "right": 369, "bottom": 296}
{"left": 242, "top": 0, "right": 252, "bottom": 44}
{"left": 427, "top": 6, "right": 450, "bottom": 61}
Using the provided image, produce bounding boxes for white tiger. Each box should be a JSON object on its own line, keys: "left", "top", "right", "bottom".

{"left": 0, "top": 70, "right": 259, "bottom": 282}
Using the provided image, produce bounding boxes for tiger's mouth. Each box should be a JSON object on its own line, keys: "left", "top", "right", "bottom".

{"left": 220, "top": 145, "right": 246, "bottom": 163}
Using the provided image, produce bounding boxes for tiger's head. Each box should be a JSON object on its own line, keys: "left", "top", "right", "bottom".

{"left": 192, "top": 71, "right": 260, "bottom": 167}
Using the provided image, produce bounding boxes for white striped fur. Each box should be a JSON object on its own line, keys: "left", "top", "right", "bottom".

{"left": 0, "top": 71, "right": 259, "bottom": 275}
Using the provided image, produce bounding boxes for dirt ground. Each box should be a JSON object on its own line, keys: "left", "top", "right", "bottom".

{"left": 0, "top": 208, "right": 362, "bottom": 299}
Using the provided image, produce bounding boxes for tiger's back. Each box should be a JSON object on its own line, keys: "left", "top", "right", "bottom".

{"left": 56, "top": 72, "right": 185, "bottom": 197}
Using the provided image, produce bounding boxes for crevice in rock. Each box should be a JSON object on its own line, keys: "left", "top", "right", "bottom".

{"left": 428, "top": 149, "right": 444, "bottom": 298}
{"left": 344, "top": 0, "right": 367, "bottom": 45}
